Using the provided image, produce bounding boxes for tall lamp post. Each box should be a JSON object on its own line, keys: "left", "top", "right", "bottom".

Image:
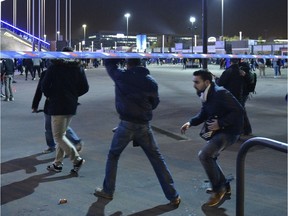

{"left": 57, "top": 31, "right": 60, "bottom": 41}
{"left": 124, "top": 13, "right": 130, "bottom": 46}
{"left": 189, "top": 16, "right": 196, "bottom": 54}
{"left": 82, "top": 24, "right": 87, "bottom": 50}
{"left": 221, "top": 0, "right": 224, "bottom": 38}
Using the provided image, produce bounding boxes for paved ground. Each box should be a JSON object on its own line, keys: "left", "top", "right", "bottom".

{"left": 1, "top": 63, "right": 287, "bottom": 216}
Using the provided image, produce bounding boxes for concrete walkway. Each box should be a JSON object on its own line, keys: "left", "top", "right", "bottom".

{"left": 1, "top": 63, "right": 287, "bottom": 216}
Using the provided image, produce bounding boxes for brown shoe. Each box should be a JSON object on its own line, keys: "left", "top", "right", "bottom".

{"left": 168, "top": 196, "right": 181, "bottom": 208}
{"left": 206, "top": 183, "right": 231, "bottom": 196}
{"left": 204, "top": 188, "right": 228, "bottom": 207}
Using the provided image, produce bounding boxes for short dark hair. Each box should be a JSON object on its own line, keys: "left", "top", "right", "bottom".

{"left": 193, "top": 70, "right": 213, "bottom": 82}
{"left": 230, "top": 58, "right": 239, "bottom": 64}
{"left": 126, "top": 58, "right": 141, "bottom": 67}
{"left": 62, "top": 46, "right": 74, "bottom": 52}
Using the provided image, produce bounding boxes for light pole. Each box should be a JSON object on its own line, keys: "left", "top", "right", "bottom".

{"left": 82, "top": 24, "right": 87, "bottom": 50}
{"left": 124, "top": 13, "right": 130, "bottom": 46}
{"left": 221, "top": 0, "right": 224, "bottom": 38}
{"left": 57, "top": 31, "right": 60, "bottom": 41}
{"left": 189, "top": 16, "right": 196, "bottom": 54}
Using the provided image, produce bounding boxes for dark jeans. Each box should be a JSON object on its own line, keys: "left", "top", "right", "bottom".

{"left": 102, "top": 120, "right": 179, "bottom": 201}
{"left": 198, "top": 133, "right": 239, "bottom": 192}
{"left": 242, "top": 95, "right": 252, "bottom": 135}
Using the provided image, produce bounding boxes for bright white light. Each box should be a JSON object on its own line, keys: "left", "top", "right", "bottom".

{"left": 124, "top": 13, "right": 130, "bottom": 18}
{"left": 190, "top": 16, "right": 196, "bottom": 24}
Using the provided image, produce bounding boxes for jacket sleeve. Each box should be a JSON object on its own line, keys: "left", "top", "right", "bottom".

{"left": 41, "top": 68, "right": 53, "bottom": 98}
{"left": 217, "top": 90, "right": 244, "bottom": 129}
{"left": 189, "top": 106, "right": 206, "bottom": 126}
{"left": 31, "top": 70, "right": 46, "bottom": 109}
{"left": 104, "top": 59, "right": 123, "bottom": 82}
{"left": 77, "top": 67, "right": 89, "bottom": 97}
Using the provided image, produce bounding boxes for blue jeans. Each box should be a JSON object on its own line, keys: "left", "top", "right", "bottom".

{"left": 103, "top": 120, "right": 179, "bottom": 201}
{"left": 198, "top": 133, "right": 239, "bottom": 192}
{"left": 4, "top": 75, "right": 13, "bottom": 99}
{"left": 44, "top": 114, "right": 81, "bottom": 149}
{"left": 274, "top": 65, "right": 280, "bottom": 76}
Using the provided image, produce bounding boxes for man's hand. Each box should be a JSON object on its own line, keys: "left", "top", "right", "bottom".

{"left": 180, "top": 122, "right": 190, "bottom": 134}
{"left": 206, "top": 119, "right": 220, "bottom": 131}
{"left": 32, "top": 108, "right": 37, "bottom": 113}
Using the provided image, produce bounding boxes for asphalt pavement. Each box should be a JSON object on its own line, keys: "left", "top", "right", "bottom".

{"left": 1, "top": 63, "right": 287, "bottom": 216}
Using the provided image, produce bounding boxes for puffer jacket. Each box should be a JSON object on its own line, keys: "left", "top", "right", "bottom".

{"left": 41, "top": 59, "right": 89, "bottom": 115}
{"left": 189, "top": 82, "right": 244, "bottom": 135}
{"left": 104, "top": 59, "right": 159, "bottom": 124}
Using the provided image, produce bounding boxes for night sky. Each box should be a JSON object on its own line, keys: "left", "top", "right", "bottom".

{"left": 1, "top": 0, "right": 287, "bottom": 42}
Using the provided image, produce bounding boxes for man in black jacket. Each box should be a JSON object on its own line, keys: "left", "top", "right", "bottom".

{"left": 41, "top": 47, "right": 89, "bottom": 175}
{"left": 181, "top": 70, "right": 244, "bottom": 207}
{"left": 94, "top": 58, "right": 181, "bottom": 208}
{"left": 32, "top": 70, "right": 84, "bottom": 154}
{"left": 216, "top": 58, "right": 252, "bottom": 135}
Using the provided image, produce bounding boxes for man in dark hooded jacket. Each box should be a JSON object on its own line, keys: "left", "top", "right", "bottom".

{"left": 94, "top": 58, "right": 181, "bottom": 208}
{"left": 41, "top": 47, "right": 89, "bottom": 175}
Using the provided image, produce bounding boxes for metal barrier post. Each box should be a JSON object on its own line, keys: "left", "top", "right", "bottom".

{"left": 236, "top": 137, "right": 288, "bottom": 216}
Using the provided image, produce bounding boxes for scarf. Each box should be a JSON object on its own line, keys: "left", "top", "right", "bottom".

{"left": 199, "top": 84, "right": 211, "bottom": 102}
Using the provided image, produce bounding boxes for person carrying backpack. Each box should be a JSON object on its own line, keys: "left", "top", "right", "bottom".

{"left": 239, "top": 59, "right": 255, "bottom": 136}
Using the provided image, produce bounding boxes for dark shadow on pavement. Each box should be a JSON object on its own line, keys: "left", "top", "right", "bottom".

{"left": 201, "top": 204, "right": 229, "bottom": 216}
{"left": 1, "top": 153, "right": 54, "bottom": 174}
{"left": 127, "top": 204, "right": 178, "bottom": 216}
{"left": 86, "top": 198, "right": 178, "bottom": 216}
{"left": 86, "top": 197, "right": 114, "bottom": 216}
{"left": 1, "top": 172, "right": 74, "bottom": 205}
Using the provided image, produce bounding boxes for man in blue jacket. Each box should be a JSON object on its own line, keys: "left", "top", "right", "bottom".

{"left": 181, "top": 70, "right": 244, "bottom": 207}
{"left": 41, "top": 47, "right": 89, "bottom": 175}
{"left": 94, "top": 58, "right": 181, "bottom": 208}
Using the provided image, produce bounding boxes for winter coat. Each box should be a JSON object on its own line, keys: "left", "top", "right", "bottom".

{"left": 41, "top": 59, "right": 89, "bottom": 115}
{"left": 216, "top": 63, "right": 245, "bottom": 103}
{"left": 104, "top": 59, "right": 159, "bottom": 123}
{"left": 189, "top": 82, "right": 244, "bottom": 135}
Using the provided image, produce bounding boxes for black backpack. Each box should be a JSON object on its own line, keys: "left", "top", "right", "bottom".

{"left": 247, "top": 72, "right": 257, "bottom": 93}
{"left": 240, "top": 62, "right": 257, "bottom": 94}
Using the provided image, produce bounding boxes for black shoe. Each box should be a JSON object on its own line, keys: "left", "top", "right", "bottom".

{"left": 47, "top": 163, "right": 63, "bottom": 172}
{"left": 70, "top": 158, "right": 85, "bottom": 174}
{"left": 94, "top": 188, "right": 113, "bottom": 200}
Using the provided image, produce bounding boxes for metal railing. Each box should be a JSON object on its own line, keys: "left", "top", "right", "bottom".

{"left": 1, "top": 20, "right": 50, "bottom": 50}
{"left": 236, "top": 137, "right": 288, "bottom": 216}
